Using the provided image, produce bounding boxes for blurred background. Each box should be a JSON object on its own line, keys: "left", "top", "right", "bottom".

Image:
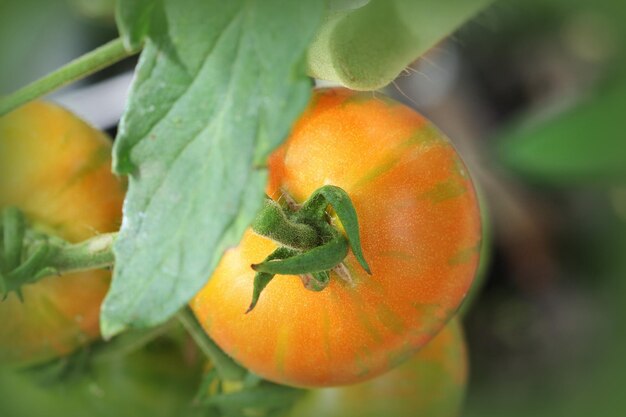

{"left": 1, "top": 0, "right": 625, "bottom": 416}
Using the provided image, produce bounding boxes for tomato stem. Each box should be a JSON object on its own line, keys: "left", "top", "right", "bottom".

{"left": 297, "top": 185, "right": 371, "bottom": 274}
{"left": 252, "top": 199, "right": 319, "bottom": 250}
{"left": 177, "top": 308, "right": 247, "bottom": 382}
{"left": 246, "top": 185, "right": 371, "bottom": 312}
{"left": 51, "top": 233, "right": 117, "bottom": 273}
{"left": 0, "top": 38, "right": 140, "bottom": 117}
{"left": 2, "top": 207, "right": 25, "bottom": 272}
{"left": 0, "top": 207, "right": 118, "bottom": 298}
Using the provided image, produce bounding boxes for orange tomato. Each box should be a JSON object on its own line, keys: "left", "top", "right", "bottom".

{"left": 0, "top": 101, "right": 124, "bottom": 366}
{"left": 288, "top": 318, "right": 468, "bottom": 417}
{"left": 191, "top": 88, "right": 481, "bottom": 387}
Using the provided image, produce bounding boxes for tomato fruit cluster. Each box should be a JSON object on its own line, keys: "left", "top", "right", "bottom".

{"left": 192, "top": 87, "right": 481, "bottom": 387}
{"left": 0, "top": 88, "right": 480, "bottom": 415}
{"left": 0, "top": 101, "right": 125, "bottom": 366}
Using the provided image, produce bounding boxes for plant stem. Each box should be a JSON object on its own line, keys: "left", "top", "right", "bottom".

{"left": 0, "top": 38, "right": 140, "bottom": 117}
{"left": 177, "top": 308, "right": 247, "bottom": 382}
{"left": 1, "top": 206, "right": 119, "bottom": 296}
{"left": 3, "top": 206, "right": 25, "bottom": 271}
{"left": 252, "top": 199, "right": 319, "bottom": 250}
{"left": 51, "top": 233, "right": 117, "bottom": 274}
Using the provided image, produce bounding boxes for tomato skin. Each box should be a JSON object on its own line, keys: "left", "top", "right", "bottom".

{"left": 288, "top": 318, "right": 467, "bottom": 417}
{"left": 0, "top": 101, "right": 124, "bottom": 366}
{"left": 192, "top": 88, "right": 481, "bottom": 387}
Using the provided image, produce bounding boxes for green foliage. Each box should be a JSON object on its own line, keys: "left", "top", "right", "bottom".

{"left": 296, "top": 185, "right": 371, "bottom": 273}
{"left": 0, "top": 332, "right": 202, "bottom": 417}
{"left": 307, "top": 0, "right": 492, "bottom": 90}
{"left": 177, "top": 308, "right": 246, "bottom": 382}
{"left": 497, "top": 0, "right": 626, "bottom": 185}
{"left": 116, "top": 0, "right": 155, "bottom": 50}
{"left": 0, "top": 207, "right": 117, "bottom": 299}
{"left": 201, "top": 382, "right": 304, "bottom": 417}
{"left": 101, "top": 0, "right": 324, "bottom": 337}
{"left": 499, "top": 80, "right": 626, "bottom": 184}
{"left": 247, "top": 185, "right": 371, "bottom": 312}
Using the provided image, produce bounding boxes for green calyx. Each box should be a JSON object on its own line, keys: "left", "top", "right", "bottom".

{"left": 0, "top": 206, "right": 116, "bottom": 300}
{"left": 248, "top": 185, "right": 371, "bottom": 312}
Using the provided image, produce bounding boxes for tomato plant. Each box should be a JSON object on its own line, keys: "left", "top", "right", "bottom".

{"left": 288, "top": 318, "right": 467, "bottom": 417}
{"left": 191, "top": 87, "right": 481, "bottom": 387}
{"left": 0, "top": 332, "right": 202, "bottom": 417}
{"left": 0, "top": 101, "right": 124, "bottom": 366}
{"left": 307, "top": 0, "right": 492, "bottom": 90}
{"left": 1, "top": 0, "right": 623, "bottom": 414}
{"left": 0, "top": 0, "right": 512, "bottom": 415}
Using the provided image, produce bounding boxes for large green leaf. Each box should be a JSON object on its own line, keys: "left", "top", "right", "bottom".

{"left": 115, "top": 0, "right": 155, "bottom": 50}
{"left": 307, "top": 0, "right": 492, "bottom": 90}
{"left": 101, "top": 0, "right": 324, "bottom": 337}
{"left": 498, "top": 80, "right": 626, "bottom": 184}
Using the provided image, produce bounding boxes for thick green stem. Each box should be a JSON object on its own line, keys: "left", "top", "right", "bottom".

{"left": 177, "top": 308, "right": 247, "bottom": 381}
{"left": 0, "top": 38, "right": 140, "bottom": 117}
{"left": 246, "top": 186, "right": 372, "bottom": 312}
{"left": 3, "top": 207, "right": 25, "bottom": 271}
{"left": 0, "top": 207, "right": 119, "bottom": 296}
{"left": 50, "top": 233, "right": 117, "bottom": 274}
{"left": 252, "top": 199, "right": 319, "bottom": 249}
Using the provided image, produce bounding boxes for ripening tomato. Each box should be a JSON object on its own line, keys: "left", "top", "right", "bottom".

{"left": 0, "top": 101, "right": 125, "bottom": 366}
{"left": 288, "top": 318, "right": 467, "bottom": 417}
{"left": 191, "top": 88, "right": 481, "bottom": 387}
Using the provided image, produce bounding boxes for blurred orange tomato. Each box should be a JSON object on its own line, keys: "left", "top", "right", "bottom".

{"left": 0, "top": 101, "right": 124, "bottom": 366}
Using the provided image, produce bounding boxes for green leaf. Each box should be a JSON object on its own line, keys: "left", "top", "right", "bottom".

{"left": 102, "top": 0, "right": 324, "bottom": 337}
{"left": 498, "top": 80, "right": 626, "bottom": 184}
{"left": 247, "top": 247, "right": 295, "bottom": 314}
{"left": 202, "top": 383, "right": 304, "bottom": 411}
{"left": 248, "top": 271, "right": 275, "bottom": 314}
{"left": 252, "top": 236, "right": 349, "bottom": 275}
{"left": 0, "top": 331, "right": 202, "bottom": 417}
{"left": 115, "top": 0, "right": 157, "bottom": 50}
{"left": 307, "top": 0, "right": 492, "bottom": 90}
{"left": 328, "top": 0, "right": 370, "bottom": 12}
{"left": 299, "top": 185, "right": 371, "bottom": 274}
